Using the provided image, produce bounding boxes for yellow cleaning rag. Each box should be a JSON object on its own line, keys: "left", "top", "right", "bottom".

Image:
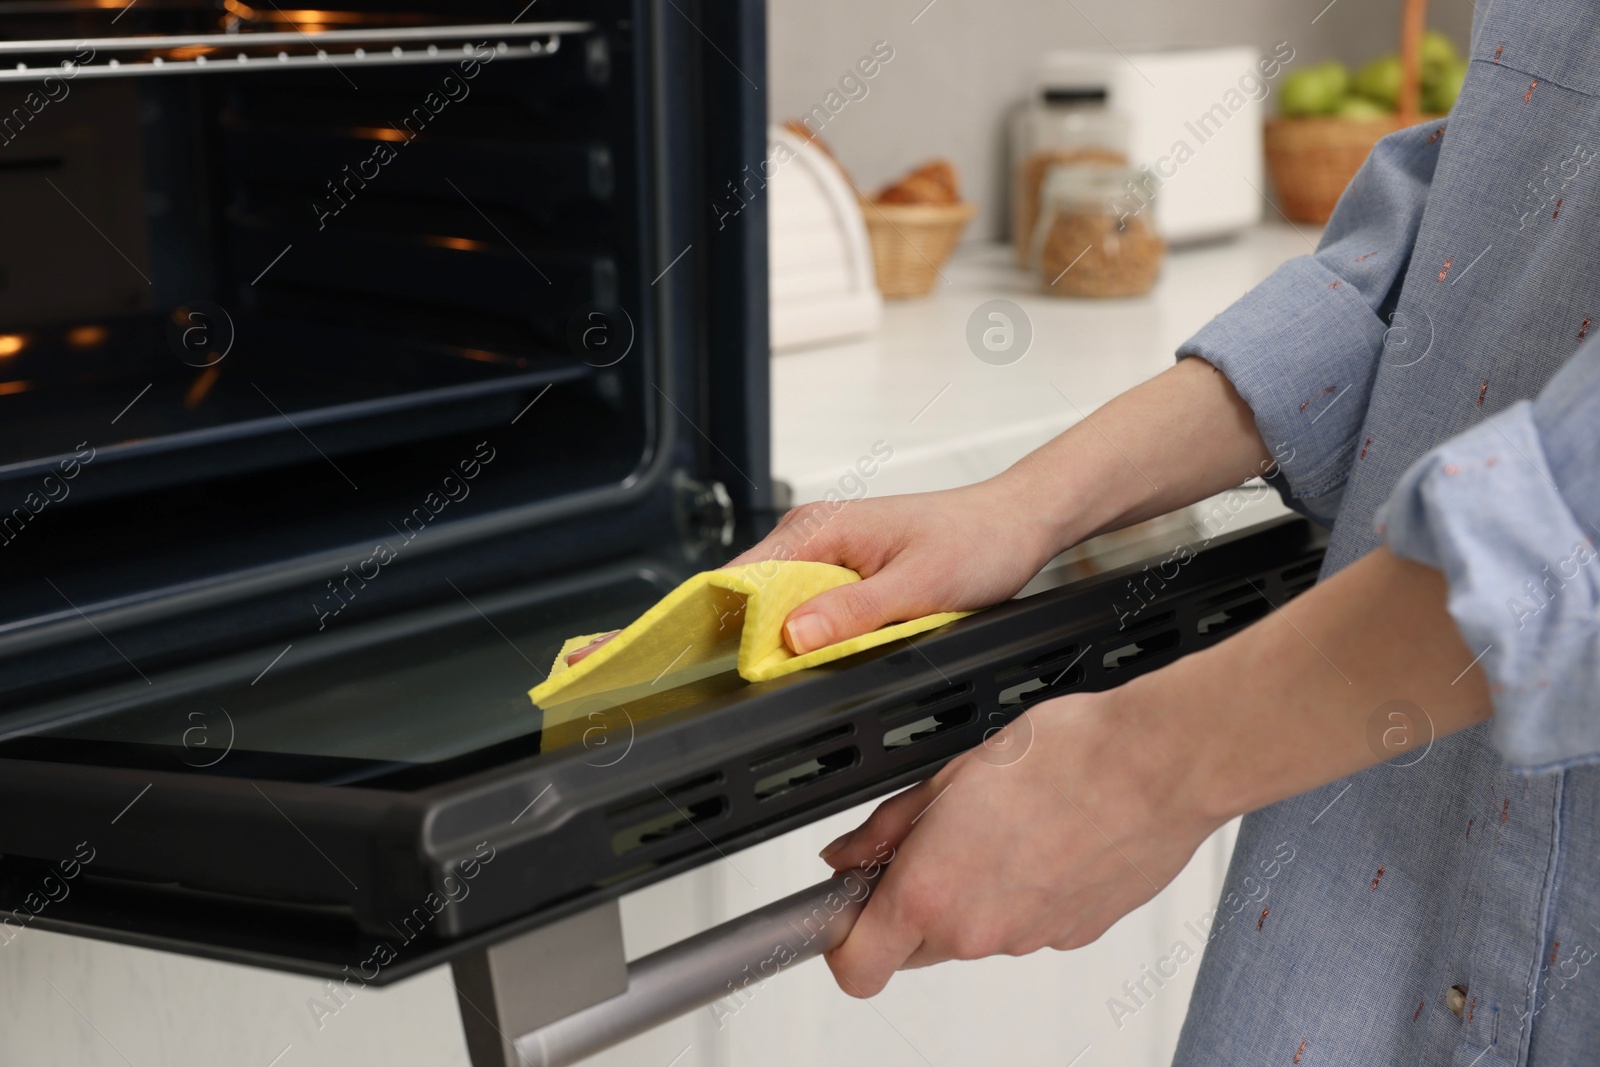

{"left": 527, "top": 561, "right": 969, "bottom": 710}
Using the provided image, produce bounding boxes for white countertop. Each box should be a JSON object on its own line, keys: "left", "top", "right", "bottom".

{"left": 772, "top": 224, "right": 1317, "bottom": 504}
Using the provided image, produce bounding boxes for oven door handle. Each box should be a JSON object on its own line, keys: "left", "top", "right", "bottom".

{"left": 516, "top": 867, "right": 879, "bottom": 1067}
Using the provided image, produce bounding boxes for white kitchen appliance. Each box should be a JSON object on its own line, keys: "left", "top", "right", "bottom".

{"left": 1033, "top": 46, "right": 1268, "bottom": 244}
{"left": 767, "top": 124, "right": 882, "bottom": 352}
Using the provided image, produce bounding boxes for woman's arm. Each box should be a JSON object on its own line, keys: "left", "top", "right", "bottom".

{"left": 817, "top": 543, "right": 1492, "bottom": 995}
{"left": 739, "top": 118, "right": 1450, "bottom": 655}
{"left": 818, "top": 331, "right": 1600, "bottom": 996}
{"left": 565, "top": 357, "right": 1270, "bottom": 667}
{"left": 999, "top": 354, "right": 1273, "bottom": 548}
{"left": 731, "top": 356, "right": 1272, "bottom": 655}
{"left": 742, "top": 120, "right": 1460, "bottom": 995}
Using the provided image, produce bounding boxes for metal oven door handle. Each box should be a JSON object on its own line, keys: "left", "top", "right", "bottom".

{"left": 454, "top": 868, "right": 880, "bottom": 1067}
{"left": 523, "top": 868, "right": 878, "bottom": 1067}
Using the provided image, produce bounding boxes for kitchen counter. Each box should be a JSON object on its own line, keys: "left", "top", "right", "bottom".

{"left": 773, "top": 225, "right": 1316, "bottom": 504}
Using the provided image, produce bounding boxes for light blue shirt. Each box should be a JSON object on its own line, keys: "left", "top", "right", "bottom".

{"left": 1171, "top": 1, "right": 1600, "bottom": 1062}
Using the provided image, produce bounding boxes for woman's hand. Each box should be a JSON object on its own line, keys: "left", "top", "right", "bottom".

{"left": 726, "top": 478, "right": 1063, "bottom": 654}
{"left": 815, "top": 545, "right": 1494, "bottom": 998}
{"left": 564, "top": 631, "right": 620, "bottom": 665}
{"left": 727, "top": 359, "right": 1275, "bottom": 655}
{"left": 818, "top": 687, "right": 1224, "bottom": 996}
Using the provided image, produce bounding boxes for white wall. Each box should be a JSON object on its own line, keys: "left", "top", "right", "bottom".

{"left": 765, "top": 0, "right": 1474, "bottom": 240}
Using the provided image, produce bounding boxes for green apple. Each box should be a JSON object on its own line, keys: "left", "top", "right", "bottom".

{"left": 1354, "top": 54, "right": 1403, "bottom": 108}
{"left": 1337, "top": 95, "right": 1392, "bottom": 120}
{"left": 1281, "top": 61, "right": 1350, "bottom": 116}
{"left": 1282, "top": 67, "right": 1331, "bottom": 115}
{"left": 1420, "top": 30, "right": 1460, "bottom": 88}
{"left": 1319, "top": 60, "right": 1351, "bottom": 101}
{"left": 1424, "top": 57, "right": 1468, "bottom": 113}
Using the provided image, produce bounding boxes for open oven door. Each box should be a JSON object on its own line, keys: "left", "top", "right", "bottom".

{"left": 0, "top": 509, "right": 1326, "bottom": 1066}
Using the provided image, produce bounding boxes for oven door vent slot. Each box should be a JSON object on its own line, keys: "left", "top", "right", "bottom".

{"left": 1193, "top": 584, "right": 1254, "bottom": 613}
{"left": 609, "top": 795, "right": 728, "bottom": 857}
{"left": 883, "top": 705, "right": 976, "bottom": 751}
{"left": 878, "top": 682, "right": 973, "bottom": 727}
{"left": 1196, "top": 594, "right": 1271, "bottom": 637}
{"left": 1115, "top": 609, "right": 1177, "bottom": 637}
{"left": 1101, "top": 629, "right": 1180, "bottom": 672}
{"left": 750, "top": 725, "right": 858, "bottom": 802}
{"left": 996, "top": 643, "right": 1088, "bottom": 708}
{"left": 748, "top": 725, "right": 853, "bottom": 775}
{"left": 752, "top": 747, "right": 859, "bottom": 801}
{"left": 998, "top": 668, "right": 1085, "bottom": 708}
{"left": 995, "top": 644, "right": 1078, "bottom": 684}
{"left": 1280, "top": 558, "right": 1323, "bottom": 583}
{"left": 604, "top": 772, "right": 724, "bottom": 823}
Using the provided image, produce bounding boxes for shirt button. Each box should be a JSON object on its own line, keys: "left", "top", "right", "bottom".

{"left": 1447, "top": 985, "right": 1469, "bottom": 1017}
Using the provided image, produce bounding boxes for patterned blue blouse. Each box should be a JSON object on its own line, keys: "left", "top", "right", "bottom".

{"left": 1171, "top": 2, "right": 1600, "bottom": 1064}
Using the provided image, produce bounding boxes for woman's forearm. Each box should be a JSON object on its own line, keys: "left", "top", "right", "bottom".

{"left": 1127, "top": 545, "right": 1495, "bottom": 825}
{"left": 999, "top": 357, "right": 1273, "bottom": 553}
{"left": 735, "top": 356, "right": 1280, "bottom": 655}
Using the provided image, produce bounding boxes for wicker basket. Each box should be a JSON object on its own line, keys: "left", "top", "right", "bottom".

{"left": 1264, "top": 0, "right": 1441, "bottom": 223}
{"left": 1263, "top": 116, "right": 1411, "bottom": 223}
{"left": 860, "top": 200, "right": 977, "bottom": 299}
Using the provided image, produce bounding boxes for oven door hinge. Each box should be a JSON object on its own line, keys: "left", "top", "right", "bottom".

{"left": 673, "top": 472, "right": 734, "bottom": 551}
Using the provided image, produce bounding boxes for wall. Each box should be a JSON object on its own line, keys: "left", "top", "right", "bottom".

{"left": 766, "top": 0, "right": 1474, "bottom": 240}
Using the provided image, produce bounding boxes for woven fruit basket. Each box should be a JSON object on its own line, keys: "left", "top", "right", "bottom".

{"left": 1264, "top": 0, "right": 1451, "bottom": 222}
{"left": 862, "top": 200, "right": 977, "bottom": 299}
{"left": 1264, "top": 116, "right": 1414, "bottom": 223}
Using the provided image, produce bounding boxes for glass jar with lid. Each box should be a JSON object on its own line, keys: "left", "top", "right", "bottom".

{"left": 1033, "top": 162, "right": 1165, "bottom": 298}
{"left": 1010, "top": 88, "right": 1130, "bottom": 266}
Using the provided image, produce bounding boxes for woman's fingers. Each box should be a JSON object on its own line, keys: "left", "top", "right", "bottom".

{"left": 782, "top": 569, "right": 925, "bottom": 653}
{"left": 564, "top": 630, "right": 620, "bottom": 665}
{"left": 725, "top": 502, "right": 853, "bottom": 569}
{"left": 823, "top": 871, "right": 926, "bottom": 998}
{"left": 819, "top": 769, "right": 958, "bottom": 871}
{"left": 819, "top": 780, "right": 951, "bottom": 994}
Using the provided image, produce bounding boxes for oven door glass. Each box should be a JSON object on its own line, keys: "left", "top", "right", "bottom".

{"left": 0, "top": 556, "right": 700, "bottom": 789}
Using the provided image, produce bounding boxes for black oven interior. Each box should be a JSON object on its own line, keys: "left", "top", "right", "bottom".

{"left": 0, "top": 0, "right": 765, "bottom": 707}
{"left": 1, "top": 1, "right": 650, "bottom": 500}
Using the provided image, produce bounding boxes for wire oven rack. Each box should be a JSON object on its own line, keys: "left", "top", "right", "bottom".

{"left": 0, "top": 20, "right": 594, "bottom": 81}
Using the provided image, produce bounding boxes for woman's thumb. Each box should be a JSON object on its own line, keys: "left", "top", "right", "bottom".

{"left": 783, "top": 574, "right": 911, "bottom": 654}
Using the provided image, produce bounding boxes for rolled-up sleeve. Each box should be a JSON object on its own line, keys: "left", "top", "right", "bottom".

{"left": 1178, "top": 121, "right": 1445, "bottom": 523}
{"left": 1379, "top": 337, "right": 1600, "bottom": 773}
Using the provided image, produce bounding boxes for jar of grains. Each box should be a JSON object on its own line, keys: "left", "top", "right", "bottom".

{"left": 1009, "top": 89, "right": 1129, "bottom": 266}
{"left": 1033, "top": 163, "right": 1165, "bottom": 299}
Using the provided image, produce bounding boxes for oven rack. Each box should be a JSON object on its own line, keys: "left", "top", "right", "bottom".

{"left": 0, "top": 357, "right": 592, "bottom": 504}
{"left": 0, "top": 20, "right": 592, "bottom": 82}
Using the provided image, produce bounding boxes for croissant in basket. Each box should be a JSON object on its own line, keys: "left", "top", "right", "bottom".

{"left": 874, "top": 159, "right": 960, "bottom": 205}
{"left": 860, "top": 158, "right": 974, "bottom": 298}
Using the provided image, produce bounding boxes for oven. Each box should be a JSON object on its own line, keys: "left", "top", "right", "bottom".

{"left": 0, "top": 3, "right": 1325, "bottom": 1065}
